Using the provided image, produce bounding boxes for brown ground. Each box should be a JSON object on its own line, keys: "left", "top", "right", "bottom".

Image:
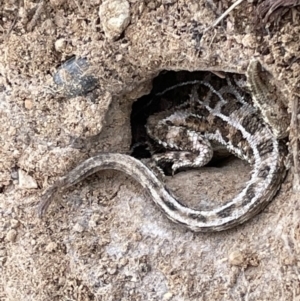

{"left": 1, "top": 1, "right": 300, "bottom": 300}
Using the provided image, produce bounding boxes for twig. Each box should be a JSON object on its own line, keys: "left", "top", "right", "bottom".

{"left": 290, "top": 95, "right": 300, "bottom": 192}
{"left": 4, "top": 0, "right": 21, "bottom": 39}
{"left": 203, "top": 0, "right": 246, "bottom": 33}
{"left": 26, "top": 0, "right": 44, "bottom": 32}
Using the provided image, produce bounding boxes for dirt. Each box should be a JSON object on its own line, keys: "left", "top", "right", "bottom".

{"left": 1, "top": 0, "right": 300, "bottom": 300}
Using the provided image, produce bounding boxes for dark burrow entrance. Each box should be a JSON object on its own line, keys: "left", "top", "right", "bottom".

{"left": 130, "top": 70, "right": 250, "bottom": 175}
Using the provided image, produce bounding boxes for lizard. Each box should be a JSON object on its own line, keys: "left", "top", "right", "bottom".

{"left": 37, "top": 60, "right": 289, "bottom": 232}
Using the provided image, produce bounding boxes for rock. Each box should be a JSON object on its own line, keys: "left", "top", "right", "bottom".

{"left": 24, "top": 99, "right": 33, "bottom": 110}
{"left": 99, "top": 0, "right": 131, "bottom": 40}
{"left": 45, "top": 241, "right": 58, "bottom": 252}
{"left": 53, "top": 57, "right": 98, "bottom": 97}
{"left": 228, "top": 250, "right": 245, "bottom": 266}
{"left": 54, "top": 38, "right": 67, "bottom": 52}
{"left": 6, "top": 229, "right": 17, "bottom": 242}
{"left": 18, "top": 169, "right": 38, "bottom": 189}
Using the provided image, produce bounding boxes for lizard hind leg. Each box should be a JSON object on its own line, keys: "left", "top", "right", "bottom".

{"left": 146, "top": 118, "right": 213, "bottom": 174}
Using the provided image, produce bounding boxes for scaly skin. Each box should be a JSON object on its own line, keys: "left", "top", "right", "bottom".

{"left": 38, "top": 60, "right": 289, "bottom": 232}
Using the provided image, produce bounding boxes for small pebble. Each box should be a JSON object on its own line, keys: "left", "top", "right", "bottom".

{"left": 6, "top": 229, "right": 17, "bottom": 242}
{"left": 73, "top": 223, "right": 84, "bottom": 233}
{"left": 99, "top": 0, "right": 131, "bottom": 40}
{"left": 24, "top": 99, "right": 33, "bottom": 110}
{"left": 18, "top": 169, "right": 38, "bottom": 189}
{"left": 228, "top": 250, "right": 244, "bottom": 266}
{"left": 54, "top": 38, "right": 67, "bottom": 52}
{"left": 10, "top": 219, "right": 19, "bottom": 229}
{"left": 45, "top": 241, "right": 58, "bottom": 252}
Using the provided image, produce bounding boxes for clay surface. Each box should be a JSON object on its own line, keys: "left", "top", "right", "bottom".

{"left": 0, "top": 1, "right": 300, "bottom": 300}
